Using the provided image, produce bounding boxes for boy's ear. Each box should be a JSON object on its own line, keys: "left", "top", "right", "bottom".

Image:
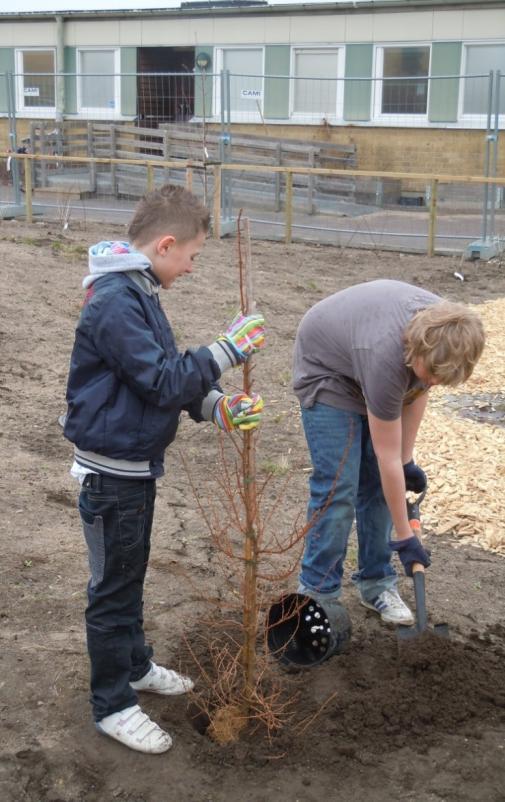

{"left": 157, "top": 235, "right": 176, "bottom": 254}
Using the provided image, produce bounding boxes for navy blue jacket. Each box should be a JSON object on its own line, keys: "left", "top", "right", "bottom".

{"left": 63, "top": 271, "right": 221, "bottom": 473}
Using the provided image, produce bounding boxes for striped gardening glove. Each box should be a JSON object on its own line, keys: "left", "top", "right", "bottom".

{"left": 213, "top": 392, "right": 264, "bottom": 432}
{"left": 208, "top": 311, "right": 265, "bottom": 373}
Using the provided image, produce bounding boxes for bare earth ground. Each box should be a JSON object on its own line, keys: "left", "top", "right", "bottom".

{"left": 1, "top": 219, "right": 505, "bottom": 802}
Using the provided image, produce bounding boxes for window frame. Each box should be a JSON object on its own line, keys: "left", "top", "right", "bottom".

{"left": 76, "top": 47, "right": 121, "bottom": 117}
{"left": 458, "top": 40, "right": 505, "bottom": 126}
{"left": 373, "top": 43, "right": 431, "bottom": 125}
{"left": 214, "top": 46, "right": 265, "bottom": 122}
{"left": 15, "top": 47, "right": 56, "bottom": 117}
{"left": 289, "top": 45, "right": 344, "bottom": 123}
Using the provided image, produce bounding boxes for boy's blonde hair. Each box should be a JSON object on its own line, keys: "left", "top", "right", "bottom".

{"left": 404, "top": 301, "right": 485, "bottom": 386}
{"left": 127, "top": 184, "right": 210, "bottom": 246}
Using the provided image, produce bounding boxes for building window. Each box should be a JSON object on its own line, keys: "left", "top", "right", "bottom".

{"left": 217, "top": 48, "right": 264, "bottom": 119}
{"left": 463, "top": 44, "right": 505, "bottom": 116}
{"left": 379, "top": 46, "right": 430, "bottom": 115}
{"left": 15, "top": 49, "right": 56, "bottom": 112}
{"left": 292, "top": 48, "right": 341, "bottom": 120}
{"left": 77, "top": 49, "right": 120, "bottom": 114}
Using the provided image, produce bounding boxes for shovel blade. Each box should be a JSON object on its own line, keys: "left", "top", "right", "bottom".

{"left": 397, "top": 623, "right": 423, "bottom": 640}
{"left": 433, "top": 622, "right": 450, "bottom": 638}
{"left": 396, "top": 621, "right": 450, "bottom": 641}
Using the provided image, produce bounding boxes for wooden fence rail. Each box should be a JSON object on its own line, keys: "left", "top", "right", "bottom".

{"left": 4, "top": 152, "right": 504, "bottom": 256}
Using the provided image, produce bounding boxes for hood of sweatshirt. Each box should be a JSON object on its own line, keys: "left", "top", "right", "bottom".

{"left": 83, "top": 241, "right": 153, "bottom": 289}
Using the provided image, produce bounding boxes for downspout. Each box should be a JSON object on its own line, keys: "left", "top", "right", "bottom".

{"left": 55, "top": 14, "right": 64, "bottom": 121}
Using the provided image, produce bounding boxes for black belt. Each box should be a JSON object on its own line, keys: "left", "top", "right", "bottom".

{"left": 83, "top": 474, "right": 103, "bottom": 491}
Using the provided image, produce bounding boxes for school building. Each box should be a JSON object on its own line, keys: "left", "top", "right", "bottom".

{"left": 0, "top": 0, "right": 504, "bottom": 175}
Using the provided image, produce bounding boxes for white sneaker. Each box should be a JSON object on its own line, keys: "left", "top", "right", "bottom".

{"left": 96, "top": 705, "right": 172, "bottom": 754}
{"left": 361, "top": 589, "right": 414, "bottom": 626}
{"left": 130, "top": 662, "right": 194, "bottom": 696}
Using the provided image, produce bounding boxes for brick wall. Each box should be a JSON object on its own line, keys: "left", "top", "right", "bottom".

{"left": 230, "top": 123, "right": 504, "bottom": 181}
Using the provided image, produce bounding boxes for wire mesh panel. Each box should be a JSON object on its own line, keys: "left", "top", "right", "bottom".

{"left": 1, "top": 68, "right": 503, "bottom": 257}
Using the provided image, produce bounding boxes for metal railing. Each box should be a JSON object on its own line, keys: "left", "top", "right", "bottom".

{"left": 1, "top": 69, "right": 503, "bottom": 258}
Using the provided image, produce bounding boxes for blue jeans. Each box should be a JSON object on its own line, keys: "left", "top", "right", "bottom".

{"left": 79, "top": 474, "right": 156, "bottom": 721}
{"left": 300, "top": 403, "right": 397, "bottom": 603}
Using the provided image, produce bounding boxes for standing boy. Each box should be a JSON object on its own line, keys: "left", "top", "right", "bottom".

{"left": 293, "top": 279, "right": 484, "bottom": 624}
{"left": 63, "top": 185, "right": 265, "bottom": 753}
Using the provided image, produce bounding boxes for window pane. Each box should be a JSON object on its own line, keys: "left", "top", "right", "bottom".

{"left": 224, "top": 49, "right": 263, "bottom": 113}
{"left": 294, "top": 49, "right": 339, "bottom": 115}
{"left": 382, "top": 46, "right": 429, "bottom": 114}
{"left": 22, "top": 50, "right": 55, "bottom": 107}
{"left": 463, "top": 45, "right": 505, "bottom": 114}
{"left": 80, "top": 50, "right": 115, "bottom": 109}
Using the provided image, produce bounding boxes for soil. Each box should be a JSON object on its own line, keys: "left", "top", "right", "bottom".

{"left": 1, "top": 219, "right": 505, "bottom": 802}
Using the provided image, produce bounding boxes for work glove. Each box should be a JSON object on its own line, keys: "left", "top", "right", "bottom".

{"left": 213, "top": 392, "right": 264, "bottom": 432}
{"left": 403, "top": 460, "right": 427, "bottom": 493}
{"left": 389, "top": 535, "right": 431, "bottom": 578}
{"left": 208, "top": 311, "right": 265, "bottom": 373}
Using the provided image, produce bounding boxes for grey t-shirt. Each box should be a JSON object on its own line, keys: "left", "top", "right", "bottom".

{"left": 293, "top": 280, "right": 441, "bottom": 421}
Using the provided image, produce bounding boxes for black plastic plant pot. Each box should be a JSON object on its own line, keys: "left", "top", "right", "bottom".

{"left": 266, "top": 593, "right": 352, "bottom": 669}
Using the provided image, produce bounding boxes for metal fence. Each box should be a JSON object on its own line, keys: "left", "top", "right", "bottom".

{"left": 1, "top": 69, "right": 503, "bottom": 259}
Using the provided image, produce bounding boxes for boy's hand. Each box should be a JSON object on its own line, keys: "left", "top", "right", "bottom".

{"left": 219, "top": 312, "right": 265, "bottom": 364}
{"left": 208, "top": 312, "right": 265, "bottom": 373}
{"left": 403, "top": 460, "right": 427, "bottom": 493}
{"left": 389, "top": 535, "right": 431, "bottom": 577}
{"left": 213, "top": 392, "right": 264, "bottom": 432}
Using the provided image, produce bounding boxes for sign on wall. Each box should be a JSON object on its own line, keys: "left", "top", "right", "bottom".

{"left": 240, "top": 88, "right": 263, "bottom": 99}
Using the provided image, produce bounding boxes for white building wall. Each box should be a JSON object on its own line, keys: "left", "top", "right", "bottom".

{"left": 2, "top": 7, "right": 505, "bottom": 48}
{"left": 3, "top": 22, "right": 56, "bottom": 47}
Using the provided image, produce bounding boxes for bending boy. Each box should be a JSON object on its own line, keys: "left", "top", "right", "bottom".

{"left": 293, "top": 279, "right": 484, "bottom": 624}
{"left": 63, "top": 185, "right": 265, "bottom": 753}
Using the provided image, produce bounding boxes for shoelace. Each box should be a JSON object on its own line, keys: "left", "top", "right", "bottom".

{"left": 381, "top": 591, "right": 406, "bottom": 611}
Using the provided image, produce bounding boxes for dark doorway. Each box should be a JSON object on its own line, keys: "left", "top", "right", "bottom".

{"left": 137, "top": 47, "right": 195, "bottom": 125}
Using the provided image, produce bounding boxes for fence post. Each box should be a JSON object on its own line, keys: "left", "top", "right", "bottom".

{"left": 285, "top": 171, "right": 293, "bottom": 244}
{"left": 23, "top": 156, "right": 33, "bottom": 223}
{"left": 39, "top": 125, "right": 48, "bottom": 188}
{"left": 29, "top": 121, "right": 37, "bottom": 188}
{"left": 213, "top": 164, "right": 222, "bottom": 239}
{"left": 6, "top": 72, "right": 21, "bottom": 205}
{"left": 488, "top": 69, "right": 501, "bottom": 243}
{"left": 481, "top": 71, "right": 494, "bottom": 243}
{"left": 162, "top": 128, "right": 170, "bottom": 184}
{"left": 307, "top": 148, "right": 316, "bottom": 215}
{"left": 87, "top": 121, "right": 97, "bottom": 192}
{"left": 274, "top": 142, "right": 282, "bottom": 212}
{"left": 427, "top": 178, "right": 438, "bottom": 257}
{"left": 185, "top": 164, "right": 193, "bottom": 191}
{"left": 110, "top": 125, "right": 117, "bottom": 196}
{"left": 146, "top": 161, "right": 154, "bottom": 191}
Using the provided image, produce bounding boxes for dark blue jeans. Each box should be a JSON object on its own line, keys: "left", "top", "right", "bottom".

{"left": 300, "top": 403, "right": 397, "bottom": 602}
{"left": 79, "top": 474, "right": 156, "bottom": 722}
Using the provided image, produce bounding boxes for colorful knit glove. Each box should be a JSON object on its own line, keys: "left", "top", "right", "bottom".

{"left": 220, "top": 312, "right": 265, "bottom": 363}
{"left": 213, "top": 392, "right": 264, "bottom": 432}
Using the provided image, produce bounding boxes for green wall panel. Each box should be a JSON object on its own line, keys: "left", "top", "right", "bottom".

{"left": 64, "top": 47, "right": 77, "bottom": 114}
{"left": 429, "top": 42, "right": 462, "bottom": 123}
{"left": 344, "top": 44, "right": 373, "bottom": 122}
{"left": 194, "top": 47, "right": 213, "bottom": 119}
{"left": 264, "top": 45, "right": 290, "bottom": 119}
{"left": 121, "top": 47, "right": 137, "bottom": 116}
{"left": 0, "top": 48, "right": 15, "bottom": 113}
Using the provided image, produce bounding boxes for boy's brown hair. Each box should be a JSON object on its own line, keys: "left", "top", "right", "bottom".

{"left": 127, "top": 184, "right": 210, "bottom": 246}
{"left": 404, "top": 301, "right": 485, "bottom": 386}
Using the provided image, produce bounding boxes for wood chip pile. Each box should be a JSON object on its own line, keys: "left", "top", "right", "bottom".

{"left": 416, "top": 297, "right": 505, "bottom": 555}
